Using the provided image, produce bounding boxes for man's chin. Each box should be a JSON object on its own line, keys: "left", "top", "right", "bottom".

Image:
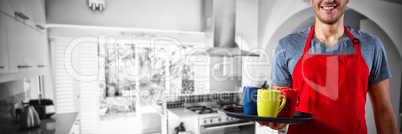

{"left": 317, "top": 17, "right": 340, "bottom": 24}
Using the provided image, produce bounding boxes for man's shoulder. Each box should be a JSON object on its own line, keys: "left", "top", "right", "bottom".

{"left": 277, "top": 26, "right": 311, "bottom": 49}
{"left": 347, "top": 26, "right": 382, "bottom": 48}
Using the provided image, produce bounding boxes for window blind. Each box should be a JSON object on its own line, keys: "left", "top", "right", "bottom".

{"left": 77, "top": 42, "right": 99, "bottom": 134}
{"left": 51, "top": 39, "right": 100, "bottom": 134}
{"left": 51, "top": 40, "right": 76, "bottom": 113}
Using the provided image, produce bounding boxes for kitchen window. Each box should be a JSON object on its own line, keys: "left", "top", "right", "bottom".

{"left": 51, "top": 37, "right": 207, "bottom": 133}
{"left": 101, "top": 41, "right": 204, "bottom": 109}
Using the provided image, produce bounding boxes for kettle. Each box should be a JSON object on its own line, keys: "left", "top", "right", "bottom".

{"left": 19, "top": 105, "right": 41, "bottom": 129}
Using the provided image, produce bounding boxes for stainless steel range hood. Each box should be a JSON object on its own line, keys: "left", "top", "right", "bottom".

{"left": 202, "top": 0, "right": 259, "bottom": 57}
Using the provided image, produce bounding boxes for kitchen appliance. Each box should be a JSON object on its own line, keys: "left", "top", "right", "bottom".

{"left": 195, "top": 0, "right": 259, "bottom": 57}
{"left": 187, "top": 104, "right": 255, "bottom": 134}
{"left": 187, "top": 106, "right": 218, "bottom": 114}
{"left": 29, "top": 99, "right": 56, "bottom": 119}
{"left": 19, "top": 105, "right": 41, "bottom": 129}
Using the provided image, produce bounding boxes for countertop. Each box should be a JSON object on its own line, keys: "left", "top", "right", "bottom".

{"left": 3, "top": 112, "right": 79, "bottom": 134}
{"left": 167, "top": 108, "right": 199, "bottom": 119}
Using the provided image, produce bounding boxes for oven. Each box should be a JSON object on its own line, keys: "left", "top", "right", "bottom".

{"left": 186, "top": 105, "right": 255, "bottom": 134}
{"left": 199, "top": 119, "right": 255, "bottom": 134}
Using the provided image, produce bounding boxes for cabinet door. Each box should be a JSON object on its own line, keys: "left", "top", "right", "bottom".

{"left": 34, "top": 33, "right": 49, "bottom": 70}
{"left": 0, "top": 13, "right": 9, "bottom": 73}
{"left": 17, "top": 0, "right": 46, "bottom": 33}
{"left": 7, "top": 16, "right": 36, "bottom": 72}
{"left": 29, "top": 0, "right": 46, "bottom": 33}
{"left": 1, "top": 0, "right": 46, "bottom": 33}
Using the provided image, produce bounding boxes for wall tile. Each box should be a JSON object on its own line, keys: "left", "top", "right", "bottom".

{"left": 0, "top": 92, "right": 26, "bottom": 132}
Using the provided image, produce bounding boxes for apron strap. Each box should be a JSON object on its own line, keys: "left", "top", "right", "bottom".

{"left": 303, "top": 26, "right": 315, "bottom": 54}
{"left": 344, "top": 26, "right": 363, "bottom": 57}
{"left": 303, "top": 25, "right": 363, "bottom": 57}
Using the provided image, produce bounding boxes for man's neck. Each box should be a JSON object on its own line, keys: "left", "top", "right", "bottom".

{"left": 314, "top": 17, "right": 345, "bottom": 47}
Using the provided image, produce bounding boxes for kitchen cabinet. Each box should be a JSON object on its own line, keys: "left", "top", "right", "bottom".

{"left": 34, "top": 33, "right": 49, "bottom": 70}
{"left": 0, "top": 0, "right": 46, "bottom": 33}
{"left": 167, "top": 109, "right": 199, "bottom": 134}
{"left": 6, "top": 15, "right": 37, "bottom": 72}
{"left": 69, "top": 116, "right": 81, "bottom": 134}
{"left": 16, "top": 0, "right": 46, "bottom": 32}
{"left": 0, "top": 13, "right": 9, "bottom": 73}
{"left": 0, "top": 0, "right": 48, "bottom": 75}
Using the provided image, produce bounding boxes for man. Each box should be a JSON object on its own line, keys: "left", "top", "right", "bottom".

{"left": 259, "top": 0, "right": 399, "bottom": 133}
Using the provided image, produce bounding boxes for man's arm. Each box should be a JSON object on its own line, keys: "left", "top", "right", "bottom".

{"left": 257, "top": 84, "right": 291, "bottom": 130}
{"left": 368, "top": 79, "right": 399, "bottom": 134}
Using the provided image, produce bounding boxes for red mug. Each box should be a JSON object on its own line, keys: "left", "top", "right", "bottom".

{"left": 277, "top": 88, "right": 300, "bottom": 117}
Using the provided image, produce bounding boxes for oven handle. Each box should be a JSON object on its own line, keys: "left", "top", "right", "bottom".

{"left": 202, "top": 122, "right": 255, "bottom": 130}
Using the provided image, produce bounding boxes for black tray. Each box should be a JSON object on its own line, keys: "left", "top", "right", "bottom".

{"left": 223, "top": 107, "right": 314, "bottom": 123}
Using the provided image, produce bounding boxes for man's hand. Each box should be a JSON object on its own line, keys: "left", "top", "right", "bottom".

{"left": 257, "top": 122, "right": 288, "bottom": 130}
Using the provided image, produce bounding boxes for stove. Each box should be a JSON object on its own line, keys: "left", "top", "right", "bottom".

{"left": 220, "top": 103, "right": 243, "bottom": 109}
{"left": 186, "top": 104, "right": 255, "bottom": 134}
{"left": 187, "top": 106, "right": 218, "bottom": 114}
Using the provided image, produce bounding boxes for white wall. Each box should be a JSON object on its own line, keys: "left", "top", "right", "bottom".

{"left": 236, "top": 0, "right": 258, "bottom": 49}
{"left": 255, "top": 1, "right": 312, "bottom": 85}
{"left": 209, "top": 57, "right": 242, "bottom": 92}
{"left": 46, "top": 0, "right": 203, "bottom": 32}
{"left": 361, "top": 19, "right": 402, "bottom": 134}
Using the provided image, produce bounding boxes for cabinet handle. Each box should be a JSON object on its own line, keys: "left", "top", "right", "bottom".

{"left": 37, "top": 65, "right": 46, "bottom": 68}
{"left": 0, "top": 66, "right": 4, "bottom": 69}
{"left": 35, "top": 24, "right": 45, "bottom": 30}
{"left": 18, "top": 65, "right": 32, "bottom": 68}
{"left": 14, "top": 12, "right": 30, "bottom": 20}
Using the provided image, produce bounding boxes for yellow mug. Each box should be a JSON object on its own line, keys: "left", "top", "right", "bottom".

{"left": 257, "top": 89, "right": 286, "bottom": 118}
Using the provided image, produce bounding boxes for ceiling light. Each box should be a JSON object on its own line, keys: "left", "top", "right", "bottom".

{"left": 88, "top": 0, "right": 106, "bottom": 11}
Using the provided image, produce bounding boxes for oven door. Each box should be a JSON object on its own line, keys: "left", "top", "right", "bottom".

{"left": 200, "top": 120, "right": 255, "bottom": 134}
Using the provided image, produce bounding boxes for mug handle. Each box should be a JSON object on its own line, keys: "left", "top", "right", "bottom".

{"left": 296, "top": 96, "right": 300, "bottom": 107}
{"left": 278, "top": 95, "right": 286, "bottom": 113}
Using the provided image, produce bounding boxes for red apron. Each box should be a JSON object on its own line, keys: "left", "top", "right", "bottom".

{"left": 288, "top": 26, "right": 369, "bottom": 134}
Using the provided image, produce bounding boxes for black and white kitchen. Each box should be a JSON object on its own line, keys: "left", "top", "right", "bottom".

{"left": 0, "top": 0, "right": 402, "bottom": 134}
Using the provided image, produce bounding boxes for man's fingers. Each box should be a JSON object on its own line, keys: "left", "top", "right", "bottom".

{"left": 268, "top": 123, "right": 276, "bottom": 128}
{"left": 268, "top": 123, "right": 288, "bottom": 130}
{"left": 257, "top": 122, "right": 268, "bottom": 126}
{"left": 257, "top": 122, "right": 288, "bottom": 130}
{"left": 277, "top": 123, "right": 287, "bottom": 128}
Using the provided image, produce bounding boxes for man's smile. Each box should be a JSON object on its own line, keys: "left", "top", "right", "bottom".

{"left": 320, "top": 5, "right": 338, "bottom": 12}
